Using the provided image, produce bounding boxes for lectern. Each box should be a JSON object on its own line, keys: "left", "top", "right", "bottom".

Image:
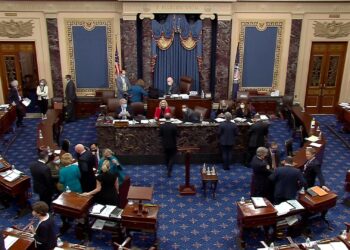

{"left": 178, "top": 146, "right": 199, "bottom": 195}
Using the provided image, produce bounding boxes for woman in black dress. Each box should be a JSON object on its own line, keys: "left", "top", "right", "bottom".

{"left": 82, "top": 160, "right": 119, "bottom": 206}
{"left": 29, "top": 201, "right": 57, "bottom": 250}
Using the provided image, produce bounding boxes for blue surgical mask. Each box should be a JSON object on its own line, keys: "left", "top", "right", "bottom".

{"left": 122, "top": 104, "right": 127, "bottom": 108}
{"left": 54, "top": 159, "right": 60, "bottom": 164}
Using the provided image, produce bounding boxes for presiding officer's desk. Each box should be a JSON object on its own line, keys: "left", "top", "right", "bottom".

{"left": 96, "top": 120, "right": 251, "bottom": 164}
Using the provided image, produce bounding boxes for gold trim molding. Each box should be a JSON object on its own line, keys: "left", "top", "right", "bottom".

{"left": 65, "top": 18, "right": 114, "bottom": 94}
{"left": 0, "top": 19, "right": 33, "bottom": 38}
{"left": 238, "top": 20, "right": 284, "bottom": 91}
{"left": 313, "top": 20, "right": 350, "bottom": 39}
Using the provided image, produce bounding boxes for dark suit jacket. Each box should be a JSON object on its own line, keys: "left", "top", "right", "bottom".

{"left": 248, "top": 121, "right": 269, "bottom": 148}
{"left": 115, "top": 106, "right": 133, "bottom": 120}
{"left": 235, "top": 108, "right": 251, "bottom": 119}
{"left": 182, "top": 108, "right": 200, "bottom": 123}
{"left": 303, "top": 158, "right": 325, "bottom": 187}
{"left": 65, "top": 80, "right": 77, "bottom": 102}
{"left": 269, "top": 165, "right": 306, "bottom": 201}
{"left": 265, "top": 149, "right": 281, "bottom": 168}
{"left": 250, "top": 156, "right": 273, "bottom": 199}
{"left": 8, "top": 87, "right": 21, "bottom": 105}
{"left": 29, "top": 160, "right": 54, "bottom": 197}
{"left": 165, "top": 84, "right": 179, "bottom": 95}
{"left": 218, "top": 121, "right": 238, "bottom": 146}
{"left": 159, "top": 121, "right": 178, "bottom": 150}
{"left": 116, "top": 76, "right": 131, "bottom": 98}
{"left": 34, "top": 214, "right": 57, "bottom": 250}
{"left": 78, "top": 150, "right": 96, "bottom": 192}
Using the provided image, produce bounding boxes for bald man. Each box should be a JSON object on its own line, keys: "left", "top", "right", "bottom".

{"left": 165, "top": 77, "right": 179, "bottom": 95}
{"left": 75, "top": 144, "right": 96, "bottom": 192}
{"left": 9, "top": 80, "right": 26, "bottom": 127}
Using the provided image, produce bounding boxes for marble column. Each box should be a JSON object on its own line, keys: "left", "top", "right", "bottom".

{"left": 285, "top": 19, "right": 303, "bottom": 98}
{"left": 215, "top": 20, "right": 232, "bottom": 101}
{"left": 46, "top": 18, "right": 63, "bottom": 98}
{"left": 142, "top": 18, "right": 152, "bottom": 88}
{"left": 120, "top": 19, "right": 138, "bottom": 83}
{"left": 200, "top": 18, "right": 212, "bottom": 93}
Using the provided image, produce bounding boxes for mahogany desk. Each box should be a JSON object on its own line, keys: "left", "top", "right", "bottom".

{"left": 2, "top": 227, "right": 35, "bottom": 250}
{"left": 52, "top": 192, "right": 93, "bottom": 218}
{"left": 201, "top": 169, "right": 218, "bottom": 198}
{"left": 146, "top": 97, "right": 212, "bottom": 119}
{"left": 0, "top": 106, "right": 16, "bottom": 138}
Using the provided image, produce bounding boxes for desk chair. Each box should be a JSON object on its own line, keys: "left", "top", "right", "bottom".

{"left": 119, "top": 176, "right": 131, "bottom": 209}
{"left": 194, "top": 106, "right": 208, "bottom": 120}
{"left": 96, "top": 90, "right": 115, "bottom": 105}
{"left": 169, "top": 106, "right": 176, "bottom": 117}
{"left": 130, "top": 102, "right": 146, "bottom": 119}
{"left": 179, "top": 76, "right": 193, "bottom": 94}
{"left": 107, "top": 98, "right": 120, "bottom": 117}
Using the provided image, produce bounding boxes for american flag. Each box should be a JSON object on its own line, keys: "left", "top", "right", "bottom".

{"left": 232, "top": 42, "right": 240, "bottom": 100}
{"left": 115, "top": 44, "right": 121, "bottom": 76}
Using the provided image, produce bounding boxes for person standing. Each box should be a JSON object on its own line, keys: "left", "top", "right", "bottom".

{"left": 8, "top": 80, "right": 26, "bottom": 127}
{"left": 75, "top": 144, "right": 96, "bottom": 192}
{"left": 128, "top": 79, "right": 148, "bottom": 103}
{"left": 29, "top": 151, "right": 54, "bottom": 208}
{"left": 265, "top": 141, "right": 281, "bottom": 169}
{"left": 97, "top": 148, "right": 125, "bottom": 185}
{"left": 64, "top": 74, "right": 77, "bottom": 122}
{"left": 116, "top": 70, "right": 131, "bottom": 98}
{"left": 159, "top": 113, "right": 178, "bottom": 177}
{"left": 218, "top": 112, "right": 238, "bottom": 170}
{"left": 36, "top": 79, "right": 49, "bottom": 120}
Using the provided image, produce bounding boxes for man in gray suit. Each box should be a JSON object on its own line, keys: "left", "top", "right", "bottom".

{"left": 116, "top": 70, "right": 131, "bottom": 98}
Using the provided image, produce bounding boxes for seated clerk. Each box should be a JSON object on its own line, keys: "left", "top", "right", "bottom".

{"left": 235, "top": 102, "right": 252, "bottom": 119}
{"left": 154, "top": 100, "right": 171, "bottom": 120}
{"left": 265, "top": 141, "right": 281, "bottom": 169}
{"left": 82, "top": 160, "right": 119, "bottom": 206}
{"left": 303, "top": 147, "right": 329, "bottom": 191}
{"left": 269, "top": 156, "right": 306, "bottom": 204}
{"left": 216, "top": 100, "right": 232, "bottom": 118}
{"left": 165, "top": 76, "right": 179, "bottom": 95}
{"left": 115, "top": 98, "right": 133, "bottom": 120}
{"left": 182, "top": 104, "right": 200, "bottom": 123}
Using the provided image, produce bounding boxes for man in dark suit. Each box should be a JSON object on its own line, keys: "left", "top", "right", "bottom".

{"left": 8, "top": 80, "right": 26, "bottom": 127}
{"left": 165, "top": 77, "right": 179, "bottom": 95}
{"left": 64, "top": 75, "right": 77, "bottom": 122}
{"left": 218, "top": 112, "right": 238, "bottom": 170}
{"left": 75, "top": 144, "right": 96, "bottom": 192}
{"left": 116, "top": 70, "right": 131, "bottom": 98}
{"left": 182, "top": 105, "right": 200, "bottom": 123}
{"left": 116, "top": 98, "right": 133, "bottom": 120}
{"left": 29, "top": 151, "right": 54, "bottom": 207}
{"left": 269, "top": 156, "right": 306, "bottom": 204}
{"left": 250, "top": 147, "right": 273, "bottom": 201}
{"left": 246, "top": 116, "right": 269, "bottom": 165}
{"left": 265, "top": 141, "right": 281, "bottom": 169}
{"left": 303, "top": 147, "right": 329, "bottom": 191}
{"left": 159, "top": 113, "right": 178, "bottom": 177}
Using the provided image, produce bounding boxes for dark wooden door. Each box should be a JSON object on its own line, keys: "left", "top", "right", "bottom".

{"left": 305, "top": 42, "right": 347, "bottom": 114}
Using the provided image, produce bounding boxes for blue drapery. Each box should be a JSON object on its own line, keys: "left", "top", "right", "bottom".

{"left": 152, "top": 15, "right": 202, "bottom": 92}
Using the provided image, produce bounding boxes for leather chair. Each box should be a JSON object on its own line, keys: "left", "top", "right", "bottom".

{"left": 107, "top": 98, "right": 120, "bottom": 116}
{"left": 100, "top": 90, "right": 116, "bottom": 105}
{"left": 130, "top": 102, "right": 145, "bottom": 116}
{"left": 179, "top": 76, "right": 193, "bottom": 94}
{"left": 194, "top": 106, "right": 208, "bottom": 119}
{"left": 169, "top": 106, "right": 176, "bottom": 117}
{"left": 118, "top": 176, "right": 131, "bottom": 209}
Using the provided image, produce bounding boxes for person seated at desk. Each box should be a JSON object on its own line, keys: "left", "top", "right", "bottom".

{"left": 116, "top": 98, "right": 133, "bottom": 120}
{"left": 235, "top": 102, "right": 251, "bottom": 119}
{"left": 154, "top": 100, "right": 171, "bottom": 120}
{"left": 216, "top": 100, "right": 232, "bottom": 118}
{"left": 182, "top": 104, "right": 200, "bottom": 123}
{"left": 128, "top": 79, "right": 148, "bottom": 103}
{"left": 269, "top": 156, "right": 306, "bottom": 204}
{"left": 82, "top": 160, "right": 119, "bottom": 206}
{"left": 98, "top": 148, "right": 125, "bottom": 186}
{"left": 58, "top": 153, "right": 82, "bottom": 193}
{"left": 303, "top": 147, "right": 329, "bottom": 191}
{"left": 165, "top": 76, "right": 179, "bottom": 95}
{"left": 29, "top": 201, "right": 57, "bottom": 250}
{"left": 265, "top": 141, "right": 281, "bottom": 169}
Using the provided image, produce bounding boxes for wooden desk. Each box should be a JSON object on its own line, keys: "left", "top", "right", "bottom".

{"left": 0, "top": 106, "right": 16, "bottom": 138}
{"left": 127, "top": 186, "right": 153, "bottom": 215}
{"left": 75, "top": 96, "right": 102, "bottom": 118}
{"left": 0, "top": 157, "right": 12, "bottom": 172}
{"left": 52, "top": 192, "right": 93, "bottom": 218}
{"left": 2, "top": 227, "right": 34, "bottom": 250}
{"left": 37, "top": 108, "right": 62, "bottom": 150}
{"left": 298, "top": 191, "right": 337, "bottom": 214}
{"left": 146, "top": 97, "right": 212, "bottom": 119}
{"left": 201, "top": 169, "right": 218, "bottom": 198}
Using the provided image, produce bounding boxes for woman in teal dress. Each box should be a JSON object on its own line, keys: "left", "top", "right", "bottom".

{"left": 98, "top": 148, "right": 125, "bottom": 185}
{"left": 59, "top": 153, "right": 82, "bottom": 193}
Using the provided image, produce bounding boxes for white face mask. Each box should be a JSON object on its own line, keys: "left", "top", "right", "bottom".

{"left": 122, "top": 104, "right": 127, "bottom": 108}
{"left": 54, "top": 159, "right": 60, "bottom": 164}
{"left": 182, "top": 108, "right": 187, "bottom": 113}
{"left": 40, "top": 82, "right": 44, "bottom": 86}
{"left": 240, "top": 104, "right": 245, "bottom": 109}
{"left": 167, "top": 81, "right": 172, "bottom": 86}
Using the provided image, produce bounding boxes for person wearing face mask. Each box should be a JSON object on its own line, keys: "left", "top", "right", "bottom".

{"left": 47, "top": 154, "right": 61, "bottom": 194}
{"left": 216, "top": 100, "right": 232, "bottom": 118}
{"left": 90, "top": 143, "right": 101, "bottom": 169}
{"left": 235, "top": 102, "right": 251, "bottom": 119}
{"left": 64, "top": 74, "right": 77, "bottom": 122}
{"left": 29, "top": 150, "right": 55, "bottom": 208}
{"left": 116, "top": 98, "right": 133, "bottom": 120}
{"left": 8, "top": 80, "right": 26, "bottom": 127}
{"left": 182, "top": 104, "right": 200, "bottom": 123}
{"left": 165, "top": 76, "right": 179, "bottom": 95}
{"left": 265, "top": 141, "right": 281, "bottom": 169}
{"left": 36, "top": 79, "right": 49, "bottom": 120}
{"left": 97, "top": 148, "right": 125, "bottom": 186}
{"left": 116, "top": 70, "right": 131, "bottom": 98}
{"left": 154, "top": 100, "right": 171, "bottom": 120}
{"left": 128, "top": 79, "right": 148, "bottom": 103}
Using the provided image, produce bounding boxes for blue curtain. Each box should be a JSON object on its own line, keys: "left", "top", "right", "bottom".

{"left": 152, "top": 15, "right": 202, "bottom": 93}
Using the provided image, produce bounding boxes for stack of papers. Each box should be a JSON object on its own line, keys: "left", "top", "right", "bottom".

{"left": 260, "top": 115, "right": 269, "bottom": 120}
{"left": 179, "top": 94, "right": 189, "bottom": 99}
{"left": 4, "top": 235, "right": 18, "bottom": 249}
{"left": 339, "top": 103, "right": 350, "bottom": 107}
{"left": 0, "top": 169, "right": 22, "bottom": 182}
{"left": 171, "top": 119, "right": 182, "bottom": 124}
{"left": 22, "top": 98, "right": 31, "bottom": 107}
{"left": 215, "top": 118, "right": 225, "bottom": 123}
{"left": 91, "top": 204, "right": 105, "bottom": 214}
{"left": 310, "top": 142, "right": 322, "bottom": 148}
{"left": 234, "top": 117, "right": 246, "bottom": 123}
{"left": 140, "top": 120, "right": 149, "bottom": 124}
{"left": 274, "top": 202, "right": 294, "bottom": 216}
{"left": 303, "top": 242, "right": 348, "bottom": 250}
{"left": 306, "top": 135, "right": 319, "bottom": 142}
{"left": 251, "top": 197, "right": 267, "bottom": 208}
{"left": 91, "top": 219, "right": 105, "bottom": 230}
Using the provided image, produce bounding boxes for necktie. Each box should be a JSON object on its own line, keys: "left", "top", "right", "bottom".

{"left": 271, "top": 152, "right": 276, "bottom": 169}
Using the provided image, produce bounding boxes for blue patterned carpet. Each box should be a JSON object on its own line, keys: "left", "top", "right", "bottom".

{"left": 1, "top": 114, "right": 350, "bottom": 250}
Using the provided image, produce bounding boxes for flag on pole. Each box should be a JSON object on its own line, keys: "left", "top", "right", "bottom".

{"left": 115, "top": 44, "right": 121, "bottom": 77}
{"left": 232, "top": 42, "right": 240, "bottom": 100}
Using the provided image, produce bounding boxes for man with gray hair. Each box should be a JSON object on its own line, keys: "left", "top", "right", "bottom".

{"left": 250, "top": 147, "right": 273, "bottom": 200}
{"left": 8, "top": 80, "right": 26, "bottom": 127}
{"left": 218, "top": 112, "right": 238, "bottom": 170}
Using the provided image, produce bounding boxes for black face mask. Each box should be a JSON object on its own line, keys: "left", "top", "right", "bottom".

{"left": 161, "top": 107, "right": 165, "bottom": 110}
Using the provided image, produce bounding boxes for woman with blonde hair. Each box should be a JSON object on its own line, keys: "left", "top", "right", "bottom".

{"left": 36, "top": 79, "right": 49, "bottom": 119}
{"left": 154, "top": 99, "right": 171, "bottom": 120}
{"left": 82, "top": 160, "right": 119, "bottom": 206}
{"left": 58, "top": 153, "right": 82, "bottom": 193}
{"left": 98, "top": 149, "right": 125, "bottom": 185}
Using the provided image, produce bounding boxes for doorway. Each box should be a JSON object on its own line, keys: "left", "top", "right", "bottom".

{"left": 0, "top": 42, "right": 39, "bottom": 112}
{"left": 304, "top": 42, "right": 347, "bottom": 114}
